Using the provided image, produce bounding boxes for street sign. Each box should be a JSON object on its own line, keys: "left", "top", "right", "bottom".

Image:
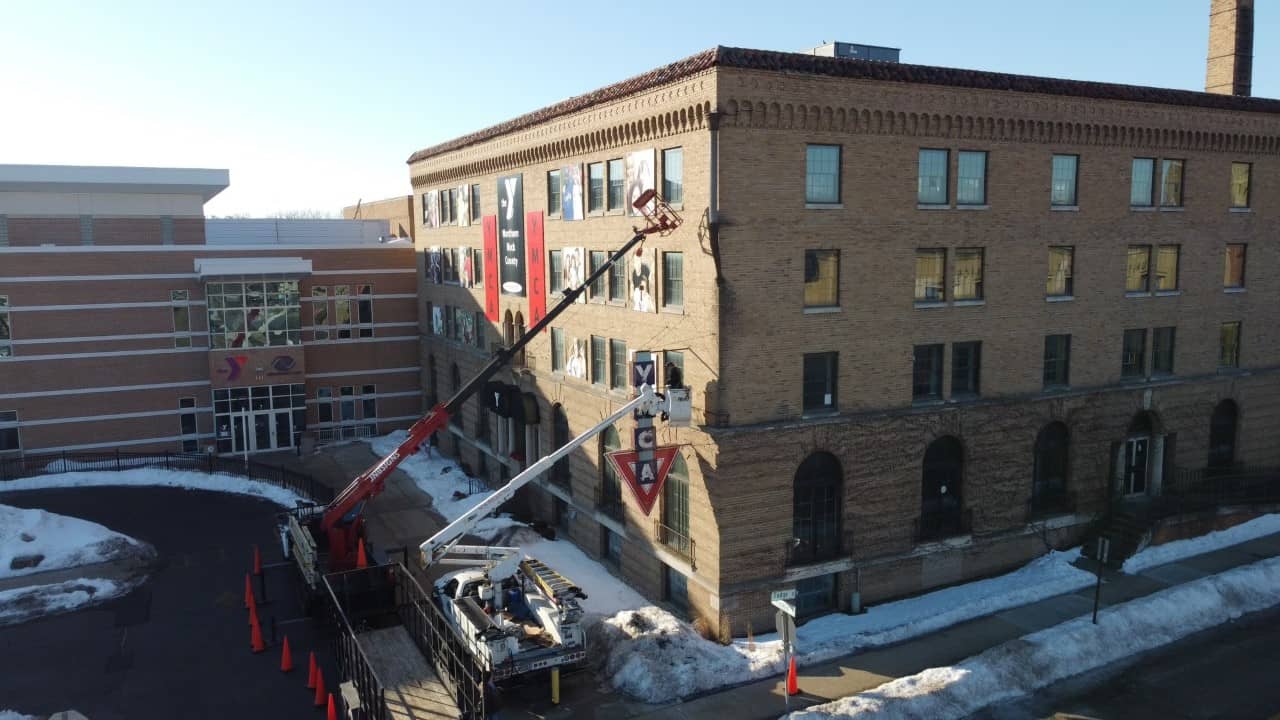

{"left": 774, "top": 610, "right": 795, "bottom": 650}
{"left": 632, "top": 357, "right": 657, "bottom": 389}
{"left": 771, "top": 589, "right": 797, "bottom": 602}
{"left": 606, "top": 446, "right": 680, "bottom": 516}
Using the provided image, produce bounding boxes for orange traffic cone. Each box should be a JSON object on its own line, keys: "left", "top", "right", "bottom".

{"left": 253, "top": 544, "right": 262, "bottom": 576}
{"left": 250, "top": 614, "right": 265, "bottom": 654}
{"left": 326, "top": 692, "right": 337, "bottom": 720}
{"left": 313, "top": 668, "right": 326, "bottom": 707}
{"left": 356, "top": 538, "right": 369, "bottom": 569}
{"left": 280, "top": 635, "right": 294, "bottom": 672}
{"left": 248, "top": 598, "right": 259, "bottom": 628}
{"left": 244, "top": 573, "right": 254, "bottom": 609}
{"left": 306, "top": 652, "right": 318, "bottom": 689}
{"left": 786, "top": 656, "right": 799, "bottom": 696}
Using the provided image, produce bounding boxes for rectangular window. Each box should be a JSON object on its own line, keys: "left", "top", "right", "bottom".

{"left": 211, "top": 279, "right": 302, "bottom": 348}
{"left": 1130, "top": 158, "right": 1155, "bottom": 206}
{"left": 0, "top": 410, "right": 20, "bottom": 456}
{"left": 1043, "top": 334, "right": 1071, "bottom": 388}
{"left": 951, "top": 341, "right": 981, "bottom": 396}
{"left": 1047, "top": 246, "right": 1074, "bottom": 296}
{"left": 161, "top": 216, "right": 174, "bottom": 245}
{"left": 591, "top": 335, "right": 606, "bottom": 385}
{"left": 609, "top": 256, "right": 627, "bottom": 302}
{"left": 474, "top": 311, "right": 485, "bottom": 349}
{"left": 171, "top": 290, "right": 191, "bottom": 348}
{"left": 340, "top": 386, "right": 355, "bottom": 422}
{"left": 1126, "top": 246, "right": 1152, "bottom": 292}
{"left": 547, "top": 170, "right": 562, "bottom": 217}
{"left": 953, "top": 248, "right": 984, "bottom": 301}
{"left": 610, "top": 339, "right": 627, "bottom": 389}
{"left": 914, "top": 249, "right": 946, "bottom": 302}
{"left": 662, "top": 252, "right": 684, "bottom": 308}
{"left": 1160, "top": 159, "right": 1184, "bottom": 207}
{"left": 1219, "top": 321, "right": 1241, "bottom": 368}
{"left": 664, "top": 350, "right": 684, "bottom": 388}
{"left": 469, "top": 183, "right": 481, "bottom": 220}
{"left": 179, "top": 397, "right": 198, "bottom": 452}
{"left": 1051, "top": 154, "right": 1078, "bottom": 206}
{"left": 421, "top": 193, "right": 430, "bottom": 224}
{"left": 1152, "top": 326, "right": 1176, "bottom": 375}
{"left": 1224, "top": 244, "right": 1246, "bottom": 288}
{"left": 471, "top": 248, "right": 484, "bottom": 288}
{"left": 589, "top": 251, "right": 607, "bottom": 299}
{"left": 361, "top": 385, "right": 377, "bottom": 421}
{"left": 662, "top": 147, "right": 684, "bottom": 205}
{"left": 317, "top": 387, "right": 333, "bottom": 424}
{"left": 1155, "top": 245, "right": 1180, "bottom": 291}
{"left": 334, "top": 285, "right": 352, "bottom": 339}
{"left": 957, "top": 150, "right": 987, "bottom": 205}
{"left": 548, "top": 250, "right": 564, "bottom": 295}
{"left": 1230, "top": 162, "right": 1251, "bottom": 208}
{"left": 443, "top": 248, "right": 459, "bottom": 284}
{"left": 912, "top": 344, "right": 944, "bottom": 401}
{"left": 802, "top": 352, "right": 838, "bottom": 413}
{"left": 0, "top": 295, "right": 9, "bottom": 358}
{"left": 80, "top": 214, "right": 93, "bottom": 245}
{"left": 0, "top": 215, "right": 8, "bottom": 247}
{"left": 917, "top": 149, "right": 949, "bottom": 205}
{"left": 551, "top": 328, "right": 565, "bottom": 372}
{"left": 805, "top": 144, "right": 841, "bottom": 204}
{"left": 1122, "top": 329, "right": 1147, "bottom": 379}
{"left": 587, "top": 162, "right": 605, "bottom": 213}
{"left": 607, "top": 158, "right": 625, "bottom": 211}
{"left": 357, "top": 285, "right": 374, "bottom": 338}
{"left": 803, "top": 249, "right": 839, "bottom": 308}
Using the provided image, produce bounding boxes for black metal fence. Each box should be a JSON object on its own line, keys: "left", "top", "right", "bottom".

{"left": 393, "top": 563, "right": 485, "bottom": 717}
{"left": 0, "top": 450, "right": 332, "bottom": 504}
{"left": 1155, "top": 465, "right": 1280, "bottom": 518}
{"left": 320, "top": 568, "right": 394, "bottom": 720}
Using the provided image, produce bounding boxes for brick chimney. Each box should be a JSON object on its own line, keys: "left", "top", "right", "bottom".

{"left": 1205, "top": 0, "right": 1254, "bottom": 96}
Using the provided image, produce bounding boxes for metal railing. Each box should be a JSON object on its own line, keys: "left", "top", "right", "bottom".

{"left": 654, "top": 520, "right": 696, "bottom": 569}
{"left": 393, "top": 562, "right": 485, "bottom": 718}
{"left": 319, "top": 567, "right": 396, "bottom": 720}
{"left": 915, "top": 507, "right": 973, "bottom": 543}
{"left": 1154, "top": 465, "right": 1280, "bottom": 518}
{"left": 0, "top": 449, "right": 332, "bottom": 504}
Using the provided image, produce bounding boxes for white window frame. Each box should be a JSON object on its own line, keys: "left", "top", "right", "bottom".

{"left": 171, "top": 290, "right": 192, "bottom": 348}
{"left": 0, "top": 295, "right": 11, "bottom": 358}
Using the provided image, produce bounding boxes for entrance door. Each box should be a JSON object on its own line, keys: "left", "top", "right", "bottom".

{"left": 231, "top": 415, "right": 249, "bottom": 454}
{"left": 1124, "top": 436, "right": 1149, "bottom": 495}
{"left": 273, "top": 411, "right": 294, "bottom": 450}
{"left": 254, "top": 413, "right": 272, "bottom": 452}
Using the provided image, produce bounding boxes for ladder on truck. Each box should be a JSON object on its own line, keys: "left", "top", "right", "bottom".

{"left": 520, "top": 558, "right": 585, "bottom": 606}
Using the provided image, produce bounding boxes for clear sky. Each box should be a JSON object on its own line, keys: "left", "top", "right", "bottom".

{"left": 1, "top": 0, "right": 1273, "bottom": 216}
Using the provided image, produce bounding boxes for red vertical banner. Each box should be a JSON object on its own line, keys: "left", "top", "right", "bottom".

{"left": 482, "top": 215, "right": 500, "bottom": 322}
{"left": 525, "top": 211, "right": 547, "bottom": 331}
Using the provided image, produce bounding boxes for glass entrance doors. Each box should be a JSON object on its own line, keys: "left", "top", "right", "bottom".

{"left": 215, "top": 384, "right": 306, "bottom": 454}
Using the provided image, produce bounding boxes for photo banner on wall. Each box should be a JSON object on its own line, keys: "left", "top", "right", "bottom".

{"left": 427, "top": 247, "right": 442, "bottom": 285}
{"left": 460, "top": 245, "right": 474, "bottom": 288}
{"left": 482, "top": 216, "right": 500, "bottom": 322}
{"left": 561, "top": 247, "right": 586, "bottom": 304}
{"left": 426, "top": 190, "right": 441, "bottom": 228}
{"left": 498, "top": 174, "right": 526, "bottom": 296}
{"left": 631, "top": 247, "right": 656, "bottom": 312}
{"left": 526, "top": 210, "right": 547, "bottom": 331}
{"left": 625, "top": 149, "right": 655, "bottom": 217}
{"left": 561, "top": 164, "right": 583, "bottom": 220}
{"left": 456, "top": 184, "right": 471, "bottom": 227}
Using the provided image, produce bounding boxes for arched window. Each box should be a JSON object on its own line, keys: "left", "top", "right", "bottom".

{"left": 661, "top": 454, "right": 691, "bottom": 560}
{"left": 552, "top": 404, "right": 571, "bottom": 489}
{"left": 598, "top": 426, "right": 622, "bottom": 518}
{"left": 514, "top": 312, "right": 526, "bottom": 367}
{"left": 920, "top": 436, "right": 965, "bottom": 541}
{"left": 791, "top": 452, "right": 842, "bottom": 565}
{"left": 1208, "top": 400, "right": 1238, "bottom": 469}
{"left": 1031, "top": 422, "right": 1070, "bottom": 516}
{"left": 502, "top": 310, "right": 514, "bottom": 347}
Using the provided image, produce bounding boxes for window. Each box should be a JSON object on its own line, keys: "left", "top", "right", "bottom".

{"left": 664, "top": 350, "right": 684, "bottom": 388}
{"left": 662, "top": 252, "right": 683, "bottom": 308}
{"left": 587, "top": 162, "right": 605, "bottom": 213}
{"left": 610, "top": 339, "right": 627, "bottom": 389}
{"left": 1125, "top": 246, "right": 1151, "bottom": 293}
{"left": 951, "top": 341, "right": 981, "bottom": 396}
{"left": 920, "top": 436, "right": 965, "bottom": 541}
{"left": 1047, "top": 247, "right": 1074, "bottom": 297}
{"left": 805, "top": 144, "right": 841, "bottom": 204}
{"left": 591, "top": 335, "right": 606, "bottom": 385}
{"left": 207, "top": 280, "right": 301, "bottom": 348}
{"left": 791, "top": 452, "right": 842, "bottom": 566}
{"left": 1224, "top": 244, "right": 1246, "bottom": 288}
{"left": 551, "top": 328, "right": 565, "bottom": 372}
{"left": 0, "top": 296, "right": 9, "bottom": 357}
{"left": 471, "top": 248, "right": 484, "bottom": 288}
{"left": 607, "top": 158, "right": 625, "bottom": 211}
{"left": 589, "top": 251, "right": 607, "bottom": 299}
{"left": 913, "top": 344, "right": 944, "bottom": 401}
{"left": 334, "top": 285, "right": 353, "bottom": 339}
{"left": 917, "top": 148, "right": 949, "bottom": 205}
{"left": 0, "top": 215, "right": 7, "bottom": 247}
{"left": 0, "top": 411, "right": 20, "bottom": 457}
{"left": 1219, "top": 322, "right": 1241, "bottom": 369}
{"left": 609, "top": 255, "right": 627, "bottom": 302}
{"left": 665, "top": 565, "right": 689, "bottom": 616}
{"left": 953, "top": 248, "right": 984, "bottom": 301}
{"left": 317, "top": 387, "right": 333, "bottom": 424}
{"left": 914, "top": 249, "right": 946, "bottom": 302}
{"left": 1155, "top": 245, "right": 1179, "bottom": 291}
{"left": 551, "top": 404, "right": 571, "bottom": 489}
{"left": 474, "top": 311, "right": 486, "bottom": 349}
{"left": 311, "top": 286, "right": 329, "bottom": 340}
{"left": 357, "top": 285, "right": 374, "bottom": 338}
{"left": 470, "top": 184, "right": 481, "bottom": 221}
{"left": 1043, "top": 334, "right": 1071, "bottom": 388}
{"left": 179, "top": 397, "right": 198, "bottom": 452}
{"left": 1208, "top": 400, "right": 1238, "bottom": 469}
{"left": 1130, "top": 158, "right": 1156, "bottom": 206}
{"left": 1230, "top": 162, "right": 1251, "bottom": 208}
{"left": 1160, "top": 159, "right": 1184, "bottom": 207}
{"left": 662, "top": 147, "right": 684, "bottom": 205}
{"left": 661, "top": 455, "right": 691, "bottom": 559}
{"left": 1122, "top": 329, "right": 1147, "bottom": 379}
{"left": 802, "top": 352, "right": 838, "bottom": 413}
{"left": 603, "top": 528, "right": 622, "bottom": 566}
{"left": 361, "top": 385, "right": 377, "bottom": 424}
{"left": 1050, "top": 154, "right": 1078, "bottom": 206}
{"left": 1152, "top": 326, "right": 1176, "bottom": 375}
{"left": 957, "top": 150, "right": 987, "bottom": 205}
{"left": 421, "top": 193, "right": 430, "bottom": 224}
{"left": 804, "top": 249, "right": 839, "bottom": 308}
{"left": 1031, "top": 423, "right": 1070, "bottom": 516}
{"left": 442, "top": 249, "right": 458, "bottom": 284}
{"left": 171, "top": 290, "right": 191, "bottom": 348}
{"left": 339, "top": 386, "right": 355, "bottom": 422}
{"left": 599, "top": 426, "right": 623, "bottom": 519}
{"left": 548, "top": 250, "right": 564, "bottom": 295}
{"left": 547, "top": 170, "right": 562, "bottom": 216}
{"left": 440, "top": 189, "right": 455, "bottom": 225}
{"left": 795, "top": 573, "right": 837, "bottom": 619}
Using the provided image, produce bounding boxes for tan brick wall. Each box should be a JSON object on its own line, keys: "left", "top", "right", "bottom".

{"left": 343, "top": 196, "right": 415, "bottom": 241}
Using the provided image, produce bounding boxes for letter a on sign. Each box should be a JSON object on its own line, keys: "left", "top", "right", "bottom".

{"left": 606, "top": 446, "right": 681, "bottom": 516}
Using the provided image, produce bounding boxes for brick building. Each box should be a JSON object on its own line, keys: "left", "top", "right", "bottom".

{"left": 0, "top": 164, "right": 420, "bottom": 460}
{"left": 343, "top": 195, "right": 416, "bottom": 242}
{"left": 412, "top": 7, "right": 1278, "bottom": 638}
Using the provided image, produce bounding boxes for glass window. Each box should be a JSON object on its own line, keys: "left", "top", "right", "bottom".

{"left": 179, "top": 396, "right": 198, "bottom": 452}
{"left": 1047, "top": 246, "right": 1074, "bottom": 296}
{"left": 957, "top": 150, "right": 987, "bottom": 205}
{"left": 551, "top": 328, "right": 565, "bottom": 372}
{"left": 920, "top": 436, "right": 965, "bottom": 540}
{"left": 0, "top": 295, "right": 9, "bottom": 358}
{"left": 589, "top": 251, "right": 607, "bottom": 299}
{"left": 951, "top": 341, "right": 981, "bottom": 396}
{"left": 795, "top": 573, "right": 837, "bottom": 619}
{"left": 1219, "top": 321, "right": 1241, "bottom": 368}
{"left": 661, "top": 455, "right": 690, "bottom": 557}
{"left": 914, "top": 249, "right": 946, "bottom": 302}
{"left": 609, "top": 256, "right": 627, "bottom": 302}
{"left": 664, "top": 350, "right": 684, "bottom": 388}
{"left": 340, "top": 386, "right": 355, "bottom": 422}
{"left": 471, "top": 248, "right": 484, "bottom": 288}
{"left": 357, "top": 285, "right": 373, "bottom": 338}
{"left": 548, "top": 250, "right": 564, "bottom": 294}
{"left": 1051, "top": 154, "right": 1078, "bottom": 206}
{"left": 913, "top": 344, "right": 944, "bottom": 400}
{"left": 1122, "top": 329, "right": 1147, "bottom": 379}
{"left": 361, "top": 385, "right": 377, "bottom": 420}
{"left": 662, "top": 252, "right": 684, "bottom": 308}
{"left": 804, "top": 249, "right": 839, "bottom": 308}
{"left": 317, "top": 387, "right": 333, "bottom": 423}
{"left": 1130, "top": 158, "right": 1155, "bottom": 206}
{"left": 802, "top": 352, "right": 837, "bottom": 413}
{"left": 470, "top": 184, "right": 481, "bottom": 221}
{"left": 1031, "top": 422, "right": 1070, "bottom": 515}
{"left": 591, "top": 335, "right": 606, "bottom": 385}
{"left": 547, "top": 170, "right": 561, "bottom": 216}
{"left": 1126, "top": 246, "right": 1152, "bottom": 292}
{"left": 1208, "top": 400, "right": 1238, "bottom": 469}
{"left": 600, "top": 426, "right": 623, "bottom": 518}
{"left": 1224, "top": 244, "right": 1246, "bottom": 288}
{"left": 604, "top": 528, "right": 622, "bottom": 566}
{"left": 953, "top": 248, "right": 984, "bottom": 301}
{"left": 917, "top": 149, "right": 949, "bottom": 205}
{"left": 171, "top": 293, "right": 190, "bottom": 348}
{"left": 607, "top": 158, "right": 625, "bottom": 211}
{"left": 1230, "top": 162, "right": 1251, "bottom": 208}
{"left": 1043, "top": 334, "right": 1071, "bottom": 388}
{"left": 662, "top": 147, "right": 684, "bottom": 205}
{"left": 587, "top": 162, "right": 605, "bottom": 213}
{"left": 211, "top": 279, "right": 301, "bottom": 348}
{"left": 1160, "top": 159, "right": 1184, "bottom": 207}
{"left": 1152, "top": 326, "right": 1175, "bottom": 375}
{"left": 0, "top": 410, "right": 21, "bottom": 456}
{"left": 791, "top": 453, "right": 842, "bottom": 567}
{"left": 610, "top": 339, "right": 627, "bottom": 389}
{"left": 805, "top": 144, "right": 841, "bottom": 204}
{"left": 1155, "top": 245, "right": 1179, "bottom": 291}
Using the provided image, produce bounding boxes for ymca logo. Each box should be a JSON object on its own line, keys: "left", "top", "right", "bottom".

{"left": 222, "top": 355, "right": 249, "bottom": 381}
{"left": 271, "top": 355, "right": 296, "bottom": 373}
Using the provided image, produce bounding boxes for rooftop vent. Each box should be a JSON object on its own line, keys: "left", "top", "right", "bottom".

{"left": 804, "top": 41, "right": 900, "bottom": 63}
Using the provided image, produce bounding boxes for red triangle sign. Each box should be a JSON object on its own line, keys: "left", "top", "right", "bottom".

{"left": 606, "top": 446, "right": 680, "bottom": 516}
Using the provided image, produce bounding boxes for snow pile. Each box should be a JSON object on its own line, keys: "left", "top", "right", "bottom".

{"left": 0, "top": 468, "right": 309, "bottom": 508}
{"left": 0, "top": 504, "right": 150, "bottom": 579}
{"left": 0, "top": 711, "right": 36, "bottom": 720}
{"left": 497, "top": 526, "right": 648, "bottom": 616}
{"left": 785, "top": 556, "right": 1280, "bottom": 720}
{"left": 1125, "top": 512, "right": 1280, "bottom": 573}
{"left": 0, "top": 577, "right": 136, "bottom": 627}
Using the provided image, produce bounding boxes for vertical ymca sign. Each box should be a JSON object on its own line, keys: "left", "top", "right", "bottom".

{"left": 497, "top": 174, "right": 526, "bottom": 296}
{"left": 606, "top": 351, "right": 680, "bottom": 516}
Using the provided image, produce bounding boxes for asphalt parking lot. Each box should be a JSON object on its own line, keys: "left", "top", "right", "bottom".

{"left": 0, "top": 486, "right": 334, "bottom": 720}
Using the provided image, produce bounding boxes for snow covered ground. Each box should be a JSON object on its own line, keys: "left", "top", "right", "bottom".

{"left": 0, "top": 503, "right": 151, "bottom": 580}
{"left": 0, "top": 577, "right": 138, "bottom": 628}
{"left": 1124, "top": 512, "right": 1280, "bottom": 573}
{"left": 0, "top": 710, "right": 36, "bottom": 720}
{"left": 785, "top": 555, "right": 1280, "bottom": 720}
{"left": 0, "top": 467, "right": 309, "bottom": 508}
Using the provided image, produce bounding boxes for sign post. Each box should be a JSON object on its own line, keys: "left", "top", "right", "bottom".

{"left": 1092, "top": 536, "right": 1110, "bottom": 625}
{"left": 771, "top": 589, "right": 797, "bottom": 708}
